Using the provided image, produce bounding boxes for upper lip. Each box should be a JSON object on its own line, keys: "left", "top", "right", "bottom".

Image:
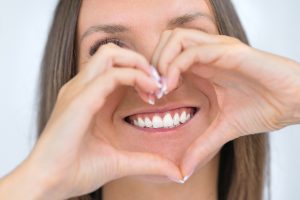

{"left": 122, "top": 103, "right": 200, "bottom": 118}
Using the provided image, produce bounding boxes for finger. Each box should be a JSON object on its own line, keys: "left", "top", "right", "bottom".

{"left": 135, "top": 86, "right": 156, "bottom": 105}
{"left": 156, "top": 28, "right": 220, "bottom": 76}
{"left": 48, "top": 68, "right": 161, "bottom": 143}
{"left": 166, "top": 44, "right": 232, "bottom": 92}
{"left": 180, "top": 113, "right": 236, "bottom": 178}
{"left": 151, "top": 30, "right": 173, "bottom": 67}
{"left": 78, "top": 67, "right": 161, "bottom": 117}
{"left": 116, "top": 150, "right": 183, "bottom": 182}
{"left": 80, "top": 43, "right": 152, "bottom": 84}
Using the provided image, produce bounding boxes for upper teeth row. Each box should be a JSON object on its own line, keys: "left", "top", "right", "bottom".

{"left": 132, "top": 111, "right": 192, "bottom": 129}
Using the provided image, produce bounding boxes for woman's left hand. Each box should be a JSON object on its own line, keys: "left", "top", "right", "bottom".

{"left": 151, "top": 28, "right": 300, "bottom": 178}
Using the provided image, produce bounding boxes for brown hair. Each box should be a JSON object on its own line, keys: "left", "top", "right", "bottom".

{"left": 37, "top": 0, "right": 269, "bottom": 199}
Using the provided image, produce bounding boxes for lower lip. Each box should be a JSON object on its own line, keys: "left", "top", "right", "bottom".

{"left": 125, "top": 107, "right": 200, "bottom": 133}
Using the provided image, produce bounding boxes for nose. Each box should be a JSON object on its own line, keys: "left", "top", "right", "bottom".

{"left": 136, "top": 33, "right": 161, "bottom": 65}
{"left": 135, "top": 31, "right": 184, "bottom": 92}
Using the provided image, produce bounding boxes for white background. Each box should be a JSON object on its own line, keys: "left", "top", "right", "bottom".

{"left": 0, "top": 0, "right": 299, "bottom": 199}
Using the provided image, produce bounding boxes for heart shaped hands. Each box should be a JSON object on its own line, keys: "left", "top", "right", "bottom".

{"left": 10, "top": 27, "right": 300, "bottom": 200}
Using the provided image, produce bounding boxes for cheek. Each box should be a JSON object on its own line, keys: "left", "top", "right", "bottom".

{"left": 92, "top": 88, "right": 127, "bottom": 145}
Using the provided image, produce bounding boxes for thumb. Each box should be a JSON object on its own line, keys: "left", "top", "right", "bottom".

{"left": 180, "top": 113, "right": 236, "bottom": 179}
{"left": 115, "top": 150, "right": 183, "bottom": 183}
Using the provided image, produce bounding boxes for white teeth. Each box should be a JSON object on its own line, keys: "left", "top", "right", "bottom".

{"left": 163, "top": 113, "right": 174, "bottom": 128}
{"left": 144, "top": 117, "right": 152, "bottom": 128}
{"left": 131, "top": 109, "right": 195, "bottom": 129}
{"left": 137, "top": 117, "right": 145, "bottom": 128}
{"left": 133, "top": 119, "right": 139, "bottom": 126}
{"left": 186, "top": 113, "right": 191, "bottom": 121}
{"left": 152, "top": 115, "right": 163, "bottom": 128}
{"left": 180, "top": 111, "right": 187, "bottom": 124}
{"left": 173, "top": 113, "right": 180, "bottom": 126}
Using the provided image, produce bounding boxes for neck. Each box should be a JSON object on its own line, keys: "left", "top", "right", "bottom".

{"left": 103, "top": 154, "right": 219, "bottom": 200}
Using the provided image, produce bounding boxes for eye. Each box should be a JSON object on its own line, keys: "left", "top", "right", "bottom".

{"left": 89, "top": 38, "right": 125, "bottom": 56}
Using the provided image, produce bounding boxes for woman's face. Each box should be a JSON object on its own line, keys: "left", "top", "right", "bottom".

{"left": 77, "top": 0, "right": 219, "bottom": 169}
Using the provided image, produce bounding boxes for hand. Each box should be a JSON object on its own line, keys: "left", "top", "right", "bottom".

{"left": 152, "top": 28, "right": 300, "bottom": 178}
{"left": 6, "top": 43, "right": 182, "bottom": 200}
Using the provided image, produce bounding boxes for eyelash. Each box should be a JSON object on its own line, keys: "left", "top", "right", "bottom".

{"left": 88, "top": 25, "right": 210, "bottom": 56}
{"left": 89, "top": 38, "right": 124, "bottom": 56}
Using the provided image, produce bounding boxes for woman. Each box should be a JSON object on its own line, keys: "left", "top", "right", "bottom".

{"left": 1, "top": 0, "right": 299, "bottom": 199}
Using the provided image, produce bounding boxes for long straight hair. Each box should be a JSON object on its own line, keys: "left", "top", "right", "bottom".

{"left": 37, "top": 1, "right": 269, "bottom": 199}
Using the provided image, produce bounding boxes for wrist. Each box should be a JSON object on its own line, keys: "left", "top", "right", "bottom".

{"left": 0, "top": 159, "right": 62, "bottom": 200}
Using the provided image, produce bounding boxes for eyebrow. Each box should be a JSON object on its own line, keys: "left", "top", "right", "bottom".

{"left": 80, "top": 11, "right": 214, "bottom": 42}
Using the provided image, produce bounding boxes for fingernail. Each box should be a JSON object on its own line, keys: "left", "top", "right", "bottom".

{"left": 156, "top": 81, "right": 163, "bottom": 89}
{"left": 150, "top": 65, "right": 161, "bottom": 83}
{"left": 148, "top": 94, "right": 155, "bottom": 105}
{"left": 155, "top": 88, "right": 164, "bottom": 99}
{"left": 182, "top": 169, "right": 194, "bottom": 183}
{"left": 161, "top": 77, "right": 168, "bottom": 95}
{"left": 168, "top": 176, "right": 185, "bottom": 184}
{"left": 182, "top": 174, "right": 191, "bottom": 183}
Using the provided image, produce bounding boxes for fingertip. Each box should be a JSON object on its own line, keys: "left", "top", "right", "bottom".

{"left": 135, "top": 86, "right": 152, "bottom": 104}
{"left": 119, "top": 151, "right": 182, "bottom": 181}
{"left": 180, "top": 151, "right": 195, "bottom": 179}
{"left": 147, "top": 93, "right": 156, "bottom": 105}
{"left": 150, "top": 65, "right": 162, "bottom": 82}
{"left": 137, "top": 74, "right": 161, "bottom": 94}
{"left": 160, "top": 77, "right": 169, "bottom": 95}
{"left": 166, "top": 68, "right": 180, "bottom": 93}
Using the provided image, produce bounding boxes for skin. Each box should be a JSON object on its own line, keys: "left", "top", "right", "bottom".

{"left": 1, "top": 0, "right": 300, "bottom": 200}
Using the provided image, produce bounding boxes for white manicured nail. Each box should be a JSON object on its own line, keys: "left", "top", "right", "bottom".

{"left": 155, "top": 89, "right": 164, "bottom": 99}
{"left": 150, "top": 65, "right": 161, "bottom": 83}
{"left": 148, "top": 94, "right": 155, "bottom": 105}
{"left": 182, "top": 170, "right": 194, "bottom": 183}
{"left": 183, "top": 174, "right": 191, "bottom": 182}
{"left": 168, "top": 177, "right": 185, "bottom": 184}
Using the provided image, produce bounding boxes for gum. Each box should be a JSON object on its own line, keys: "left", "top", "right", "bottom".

{"left": 129, "top": 107, "right": 194, "bottom": 121}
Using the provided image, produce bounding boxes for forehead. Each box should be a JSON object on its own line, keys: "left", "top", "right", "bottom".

{"left": 78, "top": 0, "right": 213, "bottom": 35}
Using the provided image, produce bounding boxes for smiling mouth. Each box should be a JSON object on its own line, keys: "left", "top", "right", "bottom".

{"left": 124, "top": 107, "right": 199, "bottom": 130}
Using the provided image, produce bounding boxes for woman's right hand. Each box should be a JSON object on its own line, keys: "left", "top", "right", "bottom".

{"left": 0, "top": 43, "right": 182, "bottom": 200}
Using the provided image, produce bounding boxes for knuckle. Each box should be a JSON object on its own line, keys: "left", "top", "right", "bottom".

{"left": 107, "top": 69, "right": 121, "bottom": 85}
{"left": 172, "top": 27, "right": 185, "bottom": 39}
{"left": 235, "top": 42, "right": 250, "bottom": 55}
{"left": 131, "top": 70, "right": 141, "bottom": 87}
{"left": 57, "top": 83, "right": 68, "bottom": 99}
{"left": 172, "top": 28, "right": 182, "bottom": 38}
{"left": 231, "top": 37, "right": 242, "bottom": 45}
{"left": 134, "top": 72, "right": 142, "bottom": 83}
{"left": 137, "top": 54, "right": 148, "bottom": 64}
{"left": 173, "top": 27, "right": 184, "bottom": 34}
{"left": 130, "top": 52, "right": 146, "bottom": 66}
{"left": 96, "top": 43, "right": 119, "bottom": 67}
{"left": 220, "top": 34, "right": 230, "bottom": 39}
{"left": 97, "top": 43, "right": 118, "bottom": 57}
{"left": 162, "top": 29, "right": 173, "bottom": 36}
{"left": 219, "top": 35, "right": 241, "bottom": 45}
